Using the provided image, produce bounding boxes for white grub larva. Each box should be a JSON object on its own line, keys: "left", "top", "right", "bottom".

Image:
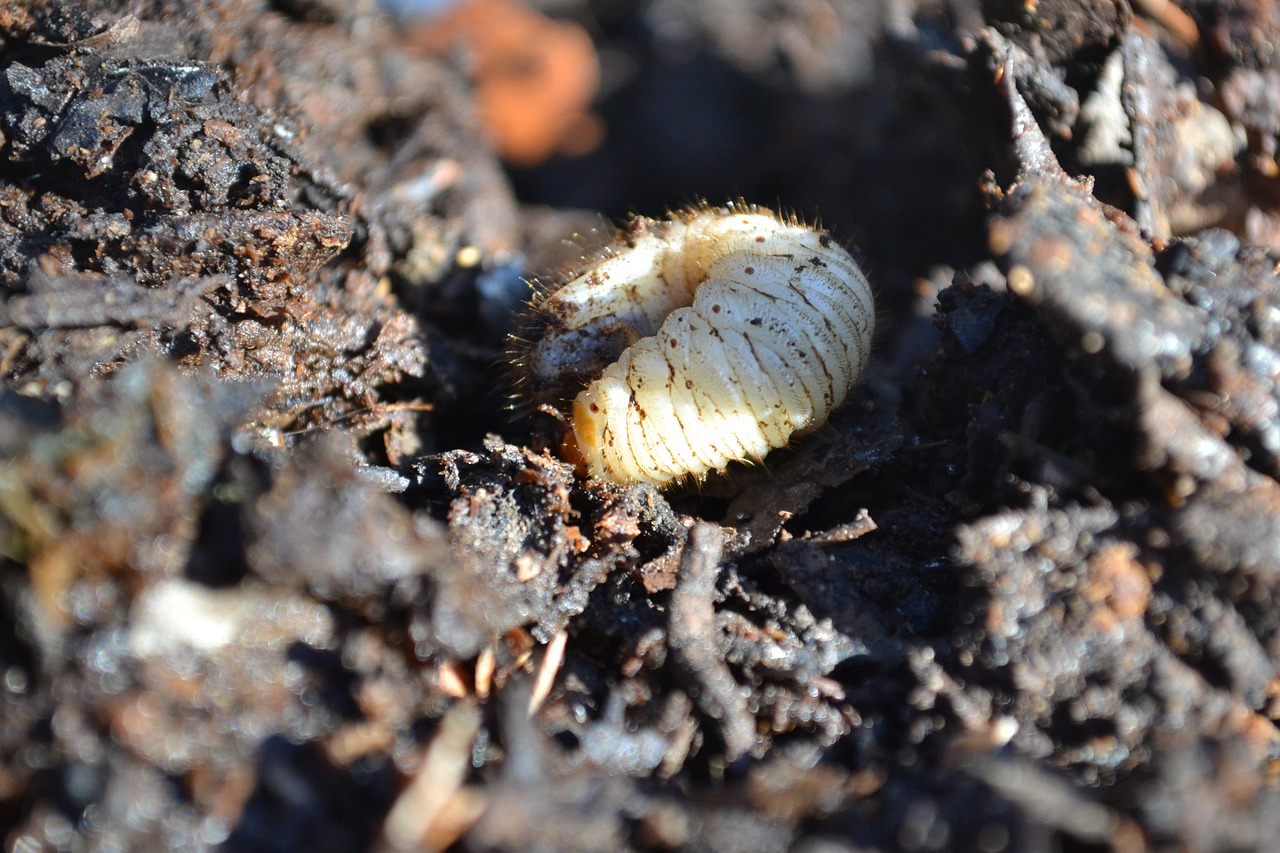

{"left": 514, "top": 204, "right": 875, "bottom": 487}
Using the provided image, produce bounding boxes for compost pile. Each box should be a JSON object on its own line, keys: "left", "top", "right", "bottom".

{"left": 2, "top": 0, "right": 1280, "bottom": 850}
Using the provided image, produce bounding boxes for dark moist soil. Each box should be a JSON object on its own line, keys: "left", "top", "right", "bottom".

{"left": 2, "top": 0, "right": 1280, "bottom": 851}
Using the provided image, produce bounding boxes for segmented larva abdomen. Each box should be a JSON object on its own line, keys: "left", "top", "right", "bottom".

{"left": 517, "top": 207, "right": 874, "bottom": 487}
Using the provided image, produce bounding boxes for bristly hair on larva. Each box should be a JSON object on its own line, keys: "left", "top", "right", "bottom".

{"left": 509, "top": 202, "right": 875, "bottom": 488}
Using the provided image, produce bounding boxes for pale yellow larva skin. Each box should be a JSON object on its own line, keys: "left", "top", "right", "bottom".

{"left": 524, "top": 208, "right": 874, "bottom": 487}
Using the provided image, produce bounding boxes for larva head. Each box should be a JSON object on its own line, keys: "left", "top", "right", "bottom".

{"left": 569, "top": 388, "right": 612, "bottom": 481}
{"left": 513, "top": 204, "right": 874, "bottom": 487}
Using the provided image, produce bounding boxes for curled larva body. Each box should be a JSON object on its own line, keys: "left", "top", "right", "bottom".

{"left": 517, "top": 207, "right": 874, "bottom": 487}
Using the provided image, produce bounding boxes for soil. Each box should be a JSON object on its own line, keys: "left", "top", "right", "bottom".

{"left": 2, "top": 0, "right": 1280, "bottom": 851}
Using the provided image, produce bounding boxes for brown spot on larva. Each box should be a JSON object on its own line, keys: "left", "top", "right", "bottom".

{"left": 744, "top": 267, "right": 755, "bottom": 275}
{"left": 750, "top": 318, "right": 763, "bottom": 325}
{"left": 755, "top": 235, "right": 765, "bottom": 243}
{"left": 711, "top": 304, "right": 721, "bottom": 313}
{"left": 669, "top": 338, "right": 678, "bottom": 347}
{"left": 589, "top": 402, "right": 600, "bottom": 412}
{"left": 685, "top": 379, "right": 693, "bottom": 389}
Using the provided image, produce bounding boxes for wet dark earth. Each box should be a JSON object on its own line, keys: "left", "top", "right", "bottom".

{"left": 2, "top": 0, "right": 1280, "bottom": 850}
